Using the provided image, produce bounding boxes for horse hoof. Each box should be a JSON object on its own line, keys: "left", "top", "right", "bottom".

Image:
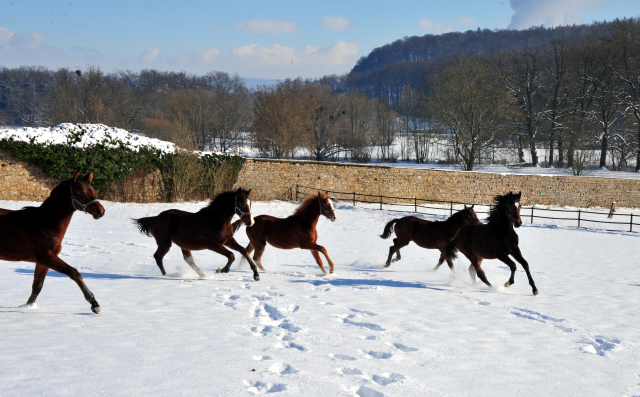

{"left": 330, "top": 270, "right": 335, "bottom": 274}
{"left": 383, "top": 264, "right": 390, "bottom": 269}
{"left": 254, "top": 275, "right": 260, "bottom": 281}
{"left": 215, "top": 268, "right": 222, "bottom": 273}
{"left": 91, "top": 305, "right": 101, "bottom": 314}
{"left": 504, "top": 282, "right": 512, "bottom": 288}
{"left": 533, "top": 290, "right": 539, "bottom": 295}
{"left": 198, "top": 273, "right": 206, "bottom": 278}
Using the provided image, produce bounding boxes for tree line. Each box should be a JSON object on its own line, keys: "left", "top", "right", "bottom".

{"left": 1, "top": 17, "right": 640, "bottom": 173}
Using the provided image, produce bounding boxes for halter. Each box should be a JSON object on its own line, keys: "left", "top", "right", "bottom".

{"left": 235, "top": 193, "right": 252, "bottom": 218}
{"left": 70, "top": 184, "right": 100, "bottom": 213}
{"left": 318, "top": 196, "right": 335, "bottom": 217}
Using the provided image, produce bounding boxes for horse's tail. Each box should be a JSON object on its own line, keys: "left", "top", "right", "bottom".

{"left": 380, "top": 219, "right": 399, "bottom": 239}
{"left": 132, "top": 216, "right": 156, "bottom": 237}
{"left": 232, "top": 219, "right": 245, "bottom": 235}
{"left": 444, "top": 241, "right": 458, "bottom": 261}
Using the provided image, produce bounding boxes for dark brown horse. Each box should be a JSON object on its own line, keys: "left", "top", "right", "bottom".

{"left": 132, "top": 188, "right": 261, "bottom": 281}
{"left": 445, "top": 192, "right": 538, "bottom": 295}
{"left": 235, "top": 192, "right": 337, "bottom": 274}
{"left": 380, "top": 205, "right": 479, "bottom": 270}
{"left": 0, "top": 171, "right": 105, "bottom": 313}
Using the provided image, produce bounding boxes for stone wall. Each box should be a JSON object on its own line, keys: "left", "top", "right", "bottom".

{"left": 0, "top": 150, "right": 59, "bottom": 201}
{"left": 0, "top": 150, "right": 163, "bottom": 203}
{"left": 235, "top": 158, "right": 640, "bottom": 208}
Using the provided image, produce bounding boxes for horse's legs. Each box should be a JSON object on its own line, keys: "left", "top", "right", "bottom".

{"left": 26, "top": 263, "right": 49, "bottom": 305}
{"left": 224, "top": 238, "right": 261, "bottom": 281}
{"left": 39, "top": 253, "right": 100, "bottom": 314}
{"left": 310, "top": 250, "right": 328, "bottom": 274}
{"left": 152, "top": 236, "right": 171, "bottom": 276}
{"left": 433, "top": 251, "right": 452, "bottom": 272}
{"left": 181, "top": 249, "right": 206, "bottom": 278}
{"left": 468, "top": 263, "right": 477, "bottom": 282}
{"left": 384, "top": 237, "right": 408, "bottom": 268}
{"left": 300, "top": 242, "right": 335, "bottom": 273}
{"left": 510, "top": 247, "right": 538, "bottom": 295}
{"left": 497, "top": 253, "right": 518, "bottom": 288}
{"left": 471, "top": 258, "right": 492, "bottom": 288}
{"left": 209, "top": 243, "right": 236, "bottom": 275}
{"left": 250, "top": 241, "right": 267, "bottom": 271}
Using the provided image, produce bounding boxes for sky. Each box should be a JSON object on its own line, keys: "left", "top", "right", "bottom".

{"left": 0, "top": 0, "right": 639, "bottom": 82}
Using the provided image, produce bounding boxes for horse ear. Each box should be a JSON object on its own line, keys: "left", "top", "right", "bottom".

{"left": 247, "top": 188, "right": 251, "bottom": 195}
{"left": 73, "top": 171, "right": 82, "bottom": 183}
{"left": 464, "top": 204, "right": 468, "bottom": 210}
{"left": 517, "top": 191, "right": 522, "bottom": 199}
{"left": 470, "top": 204, "right": 474, "bottom": 209}
{"left": 85, "top": 171, "right": 94, "bottom": 183}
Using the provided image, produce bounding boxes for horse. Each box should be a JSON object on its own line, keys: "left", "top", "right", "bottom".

{"left": 380, "top": 205, "right": 479, "bottom": 270}
{"left": 234, "top": 192, "right": 337, "bottom": 274}
{"left": 444, "top": 192, "right": 538, "bottom": 295}
{"left": 132, "top": 188, "right": 261, "bottom": 281}
{"left": 0, "top": 171, "right": 105, "bottom": 313}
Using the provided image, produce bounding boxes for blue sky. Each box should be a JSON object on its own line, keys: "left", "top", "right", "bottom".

{"left": 0, "top": 0, "right": 638, "bottom": 81}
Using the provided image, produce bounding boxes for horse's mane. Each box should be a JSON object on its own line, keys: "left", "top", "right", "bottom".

{"left": 487, "top": 193, "right": 516, "bottom": 224}
{"left": 294, "top": 193, "right": 321, "bottom": 215}
{"left": 199, "top": 190, "right": 238, "bottom": 213}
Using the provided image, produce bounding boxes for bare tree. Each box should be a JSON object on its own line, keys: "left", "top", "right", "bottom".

{"left": 430, "top": 55, "right": 509, "bottom": 171}
{"left": 302, "top": 84, "right": 346, "bottom": 161}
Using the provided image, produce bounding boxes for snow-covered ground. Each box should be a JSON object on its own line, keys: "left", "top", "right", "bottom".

{"left": 1, "top": 199, "right": 639, "bottom": 396}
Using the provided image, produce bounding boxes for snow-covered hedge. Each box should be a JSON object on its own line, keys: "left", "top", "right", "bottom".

{"left": 0, "top": 124, "right": 245, "bottom": 197}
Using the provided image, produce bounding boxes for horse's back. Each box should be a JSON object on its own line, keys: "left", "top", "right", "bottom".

{"left": 247, "top": 214, "right": 313, "bottom": 249}
{"left": 0, "top": 208, "right": 13, "bottom": 216}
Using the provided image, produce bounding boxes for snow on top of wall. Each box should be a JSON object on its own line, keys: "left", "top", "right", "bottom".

{"left": 0, "top": 123, "right": 177, "bottom": 154}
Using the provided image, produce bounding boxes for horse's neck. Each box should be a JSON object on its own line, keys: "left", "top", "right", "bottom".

{"left": 293, "top": 202, "right": 321, "bottom": 227}
{"left": 446, "top": 213, "right": 467, "bottom": 233}
{"left": 39, "top": 188, "right": 76, "bottom": 231}
{"left": 489, "top": 213, "right": 513, "bottom": 235}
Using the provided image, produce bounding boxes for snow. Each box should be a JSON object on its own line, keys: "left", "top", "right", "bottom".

{"left": 0, "top": 124, "right": 176, "bottom": 154}
{"left": 1, "top": 199, "right": 640, "bottom": 396}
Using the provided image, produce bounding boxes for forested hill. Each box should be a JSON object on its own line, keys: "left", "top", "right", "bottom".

{"left": 350, "top": 22, "right": 609, "bottom": 75}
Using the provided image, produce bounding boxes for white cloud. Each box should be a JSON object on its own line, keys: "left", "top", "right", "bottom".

{"left": 455, "top": 15, "right": 478, "bottom": 26}
{"left": 235, "top": 19, "right": 300, "bottom": 35}
{"left": 211, "top": 26, "right": 224, "bottom": 33}
{"left": 417, "top": 18, "right": 455, "bottom": 34}
{"left": 320, "top": 16, "right": 354, "bottom": 31}
{"left": 232, "top": 40, "right": 359, "bottom": 67}
{"left": 194, "top": 47, "right": 221, "bottom": 64}
{"left": 508, "top": 0, "right": 609, "bottom": 29}
{"left": 139, "top": 47, "right": 160, "bottom": 63}
{"left": 0, "top": 27, "right": 65, "bottom": 66}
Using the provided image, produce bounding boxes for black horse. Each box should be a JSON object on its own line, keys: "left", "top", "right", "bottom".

{"left": 445, "top": 192, "right": 538, "bottom": 295}
{"left": 132, "top": 188, "right": 261, "bottom": 281}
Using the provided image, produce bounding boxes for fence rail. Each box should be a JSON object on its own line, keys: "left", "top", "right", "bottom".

{"left": 295, "top": 184, "right": 640, "bottom": 233}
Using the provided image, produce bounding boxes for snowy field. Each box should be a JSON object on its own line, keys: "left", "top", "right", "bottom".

{"left": 1, "top": 199, "right": 639, "bottom": 396}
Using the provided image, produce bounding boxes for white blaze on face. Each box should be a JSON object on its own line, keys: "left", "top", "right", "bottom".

{"left": 329, "top": 199, "right": 337, "bottom": 221}
{"left": 247, "top": 199, "right": 255, "bottom": 226}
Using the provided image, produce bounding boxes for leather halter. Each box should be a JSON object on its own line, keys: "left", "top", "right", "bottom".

{"left": 319, "top": 196, "right": 335, "bottom": 217}
{"left": 235, "top": 193, "right": 252, "bottom": 218}
{"left": 70, "top": 184, "right": 100, "bottom": 213}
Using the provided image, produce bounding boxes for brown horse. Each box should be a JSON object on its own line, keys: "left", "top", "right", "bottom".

{"left": 0, "top": 171, "right": 105, "bottom": 313}
{"left": 132, "top": 188, "right": 262, "bottom": 281}
{"left": 444, "top": 192, "right": 538, "bottom": 295}
{"left": 235, "top": 192, "right": 337, "bottom": 274}
{"left": 380, "top": 205, "right": 479, "bottom": 270}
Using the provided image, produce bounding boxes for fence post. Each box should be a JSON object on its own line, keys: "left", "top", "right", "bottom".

{"left": 380, "top": 195, "right": 383, "bottom": 210}
{"left": 630, "top": 213, "right": 634, "bottom": 233}
{"left": 578, "top": 209, "right": 581, "bottom": 228}
{"left": 415, "top": 197, "right": 417, "bottom": 213}
{"left": 353, "top": 192, "right": 356, "bottom": 206}
{"left": 295, "top": 185, "right": 298, "bottom": 201}
{"left": 530, "top": 205, "right": 534, "bottom": 224}
{"left": 450, "top": 201, "right": 453, "bottom": 216}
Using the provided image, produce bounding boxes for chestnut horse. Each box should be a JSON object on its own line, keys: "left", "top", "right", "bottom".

{"left": 444, "top": 192, "right": 538, "bottom": 295}
{"left": 132, "top": 188, "right": 261, "bottom": 281}
{"left": 0, "top": 171, "right": 105, "bottom": 313}
{"left": 234, "top": 192, "right": 337, "bottom": 274}
{"left": 380, "top": 205, "right": 479, "bottom": 270}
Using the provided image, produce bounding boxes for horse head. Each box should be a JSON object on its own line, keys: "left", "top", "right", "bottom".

{"left": 505, "top": 191, "right": 522, "bottom": 228}
{"left": 462, "top": 204, "right": 480, "bottom": 224}
{"left": 235, "top": 188, "right": 254, "bottom": 227}
{"left": 71, "top": 171, "right": 105, "bottom": 219}
{"left": 318, "top": 191, "right": 337, "bottom": 222}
